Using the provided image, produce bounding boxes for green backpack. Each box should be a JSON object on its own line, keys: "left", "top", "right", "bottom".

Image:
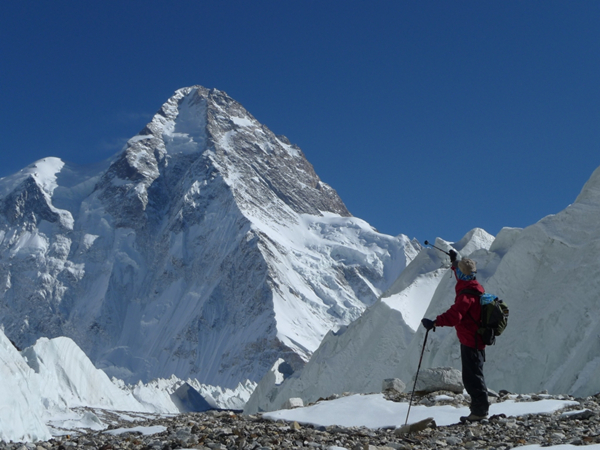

{"left": 461, "top": 289, "right": 509, "bottom": 346}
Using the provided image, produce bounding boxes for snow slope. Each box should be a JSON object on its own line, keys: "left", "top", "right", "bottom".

{"left": 0, "top": 86, "right": 417, "bottom": 388}
{"left": 264, "top": 393, "right": 578, "bottom": 429}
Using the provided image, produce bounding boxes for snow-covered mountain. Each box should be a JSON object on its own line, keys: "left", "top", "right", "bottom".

{"left": 0, "top": 86, "right": 418, "bottom": 387}
{"left": 247, "top": 165, "right": 600, "bottom": 412}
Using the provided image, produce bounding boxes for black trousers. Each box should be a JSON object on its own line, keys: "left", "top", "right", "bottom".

{"left": 461, "top": 344, "right": 489, "bottom": 416}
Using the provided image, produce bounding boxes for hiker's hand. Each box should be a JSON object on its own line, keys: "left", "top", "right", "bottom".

{"left": 421, "top": 318, "right": 436, "bottom": 331}
{"left": 449, "top": 249, "right": 458, "bottom": 262}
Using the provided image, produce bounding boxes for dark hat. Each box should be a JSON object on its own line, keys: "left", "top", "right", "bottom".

{"left": 458, "top": 258, "right": 477, "bottom": 276}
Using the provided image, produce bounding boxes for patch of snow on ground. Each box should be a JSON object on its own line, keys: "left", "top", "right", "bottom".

{"left": 263, "top": 393, "right": 579, "bottom": 428}
{"left": 105, "top": 425, "right": 167, "bottom": 436}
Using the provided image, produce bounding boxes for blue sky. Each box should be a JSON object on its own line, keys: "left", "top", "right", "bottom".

{"left": 1, "top": 1, "right": 599, "bottom": 243}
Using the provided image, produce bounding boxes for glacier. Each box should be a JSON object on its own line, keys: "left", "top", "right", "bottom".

{"left": 0, "top": 324, "right": 585, "bottom": 442}
{"left": 0, "top": 86, "right": 418, "bottom": 387}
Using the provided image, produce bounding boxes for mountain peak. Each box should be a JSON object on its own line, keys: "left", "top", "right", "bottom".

{"left": 104, "top": 85, "right": 350, "bottom": 226}
{"left": 0, "top": 86, "right": 415, "bottom": 387}
{"left": 575, "top": 166, "right": 600, "bottom": 206}
{"left": 0, "top": 159, "right": 74, "bottom": 230}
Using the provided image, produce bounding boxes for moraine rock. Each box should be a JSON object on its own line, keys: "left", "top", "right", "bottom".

{"left": 412, "top": 367, "right": 463, "bottom": 394}
{"left": 4, "top": 391, "right": 600, "bottom": 449}
{"left": 382, "top": 378, "right": 406, "bottom": 395}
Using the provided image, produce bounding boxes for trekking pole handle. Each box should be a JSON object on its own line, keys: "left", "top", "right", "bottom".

{"left": 423, "top": 240, "right": 450, "bottom": 256}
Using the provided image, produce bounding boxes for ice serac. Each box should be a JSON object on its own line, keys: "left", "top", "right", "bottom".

{"left": 0, "top": 329, "right": 51, "bottom": 442}
{"left": 0, "top": 86, "right": 417, "bottom": 387}
{"left": 21, "top": 336, "right": 150, "bottom": 412}
{"left": 393, "top": 167, "right": 600, "bottom": 397}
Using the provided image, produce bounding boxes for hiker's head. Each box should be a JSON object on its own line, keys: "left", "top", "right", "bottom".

{"left": 456, "top": 258, "right": 477, "bottom": 281}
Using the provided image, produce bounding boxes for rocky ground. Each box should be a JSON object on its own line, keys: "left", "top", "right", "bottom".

{"left": 3, "top": 391, "right": 600, "bottom": 450}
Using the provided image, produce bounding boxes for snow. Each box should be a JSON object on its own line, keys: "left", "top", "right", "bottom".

{"left": 47, "top": 410, "right": 106, "bottom": 435}
{"left": 245, "top": 211, "right": 417, "bottom": 359}
{"left": 263, "top": 393, "right": 579, "bottom": 428}
{"left": 9, "top": 230, "right": 49, "bottom": 257}
{"left": 33, "top": 158, "right": 66, "bottom": 194}
{"left": 105, "top": 425, "right": 167, "bottom": 436}
{"left": 160, "top": 86, "right": 208, "bottom": 155}
{"left": 81, "top": 233, "right": 99, "bottom": 250}
{"left": 0, "top": 157, "right": 64, "bottom": 197}
{"left": 0, "top": 86, "right": 418, "bottom": 389}
{"left": 382, "top": 269, "right": 445, "bottom": 332}
{"left": 21, "top": 336, "right": 148, "bottom": 411}
{"left": 231, "top": 115, "right": 254, "bottom": 128}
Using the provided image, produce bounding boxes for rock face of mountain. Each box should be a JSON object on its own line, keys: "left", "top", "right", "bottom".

{"left": 0, "top": 86, "right": 417, "bottom": 387}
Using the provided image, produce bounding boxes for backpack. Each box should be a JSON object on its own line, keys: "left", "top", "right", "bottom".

{"left": 460, "top": 289, "right": 509, "bottom": 346}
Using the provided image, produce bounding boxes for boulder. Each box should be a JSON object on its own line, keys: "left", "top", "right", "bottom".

{"left": 282, "top": 397, "right": 304, "bottom": 409}
{"left": 382, "top": 378, "right": 406, "bottom": 393}
{"left": 413, "top": 367, "right": 463, "bottom": 393}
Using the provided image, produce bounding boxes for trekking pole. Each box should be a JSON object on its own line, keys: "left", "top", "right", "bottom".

{"left": 424, "top": 240, "right": 450, "bottom": 256}
{"left": 404, "top": 328, "right": 430, "bottom": 426}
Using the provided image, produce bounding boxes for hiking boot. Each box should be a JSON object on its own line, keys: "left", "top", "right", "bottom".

{"left": 460, "top": 413, "right": 488, "bottom": 423}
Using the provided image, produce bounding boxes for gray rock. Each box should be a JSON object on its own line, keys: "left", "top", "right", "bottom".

{"left": 282, "top": 397, "right": 304, "bottom": 409}
{"left": 394, "top": 417, "right": 435, "bottom": 435}
{"left": 382, "top": 378, "right": 406, "bottom": 394}
{"left": 560, "top": 409, "right": 595, "bottom": 420}
{"left": 413, "top": 367, "right": 464, "bottom": 393}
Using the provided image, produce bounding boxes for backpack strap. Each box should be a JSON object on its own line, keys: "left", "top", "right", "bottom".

{"left": 459, "top": 289, "right": 485, "bottom": 353}
{"left": 459, "top": 289, "right": 482, "bottom": 327}
{"left": 459, "top": 288, "right": 482, "bottom": 298}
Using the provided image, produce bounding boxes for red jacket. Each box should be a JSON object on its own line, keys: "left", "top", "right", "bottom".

{"left": 435, "top": 271, "right": 485, "bottom": 350}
